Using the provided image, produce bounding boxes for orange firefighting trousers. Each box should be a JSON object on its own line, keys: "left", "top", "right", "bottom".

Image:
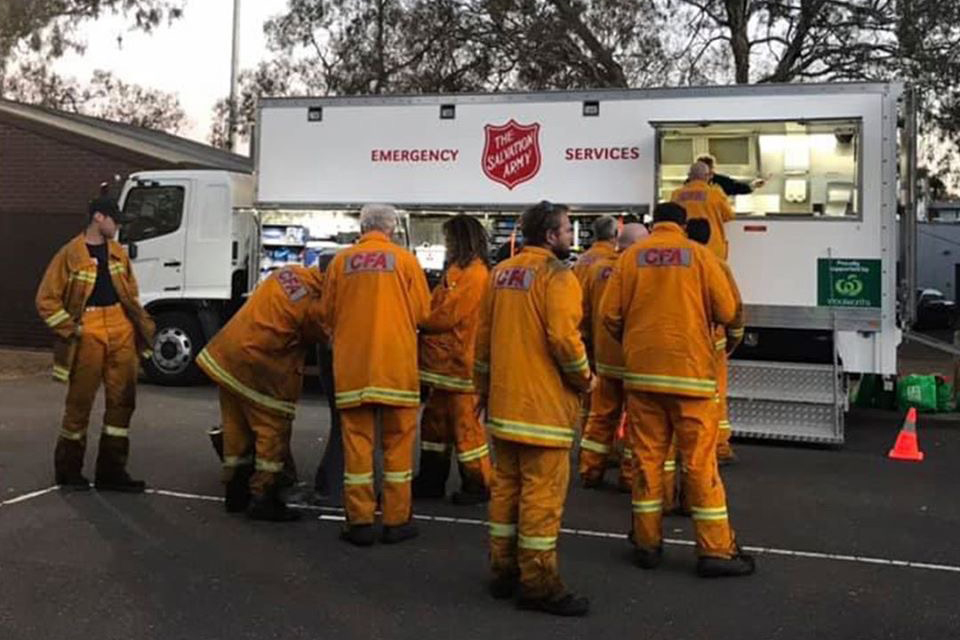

{"left": 488, "top": 439, "right": 570, "bottom": 599}
{"left": 218, "top": 387, "right": 292, "bottom": 496}
{"left": 418, "top": 389, "right": 491, "bottom": 491}
{"left": 578, "top": 376, "right": 633, "bottom": 488}
{"left": 341, "top": 405, "right": 418, "bottom": 526}
{"left": 55, "top": 304, "right": 138, "bottom": 478}
{"left": 626, "top": 391, "right": 737, "bottom": 558}
{"left": 715, "top": 349, "right": 734, "bottom": 459}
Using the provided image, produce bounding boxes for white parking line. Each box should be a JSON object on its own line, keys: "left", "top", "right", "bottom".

{"left": 5, "top": 485, "right": 960, "bottom": 575}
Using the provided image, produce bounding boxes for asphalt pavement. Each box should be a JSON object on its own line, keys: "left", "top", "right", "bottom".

{"left": 1, "top": 375, "right": 958, "bottom": 639}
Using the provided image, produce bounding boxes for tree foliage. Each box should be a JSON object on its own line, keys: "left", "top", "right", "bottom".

{"left": 4, "top": 60, "right": 187, "bottom": 132}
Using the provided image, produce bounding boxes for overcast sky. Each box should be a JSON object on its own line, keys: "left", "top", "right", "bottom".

{"left": 53, "top": 0, "right": 289, "bottom": 145}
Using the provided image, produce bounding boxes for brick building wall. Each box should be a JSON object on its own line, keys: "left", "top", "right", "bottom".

{"left": 0, "top": 114, "right": 174, "bottom": 347}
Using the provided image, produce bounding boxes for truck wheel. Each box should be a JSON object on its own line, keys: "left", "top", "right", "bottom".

{"left": 144, "top": 311, "right": 206, "bottom": 386}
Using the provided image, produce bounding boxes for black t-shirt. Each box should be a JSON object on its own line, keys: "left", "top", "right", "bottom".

{"left": 86, "top": 243, "right": 120, "bottom": 307}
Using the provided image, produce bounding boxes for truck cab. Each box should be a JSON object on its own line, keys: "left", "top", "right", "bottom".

{"left": 119, "top": 169, "right": 256, "bottom": 385}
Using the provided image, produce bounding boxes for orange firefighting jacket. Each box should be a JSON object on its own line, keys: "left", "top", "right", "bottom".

{"left": 419, "top": 258, "right": 490, "bottom": 393}
{"left": 35, "top": 233, "right": 155, "bottom": 383}
{"left": 601, "top": 222, "right": 738, "bottom": 398}
{"left": 573, "top": 239, "right": 616, "bottom": 289}
{"left": 474, "top": 246, "right": 592, "bottom": 449}
{"left": 320, "top": 231, "right": 431, "bottom": 409}
{"left": 671, "top": 180, "right": 734, "bottom": 260}
{"left": 714, "top": 259, "right": 745, "bottom": 354}
{"left": 581, "top": 253, "right": 623, "bottom": 379}
{"left": 196, "top": 266, "right": 325, "bottom": 418}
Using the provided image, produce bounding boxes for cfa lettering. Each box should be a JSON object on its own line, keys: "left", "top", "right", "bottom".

{"left": 564, "top": 147, "right": 641, "bottom": 161}
{"left": 637, "top": 248, "right": 692, "bottom": 267}
{"left": 276, "top": 268, "right": 307, "bottom": 300}
{"left": 494, "top": 267, "right": 534, "bottom": 290}
{"left": 371, "top": 149, "right": 460, "bottom": 163}
{"left": 345, "top": 251, "right": 396, "bottom": 273}
{"left": 676, "top": 191, "right": 707, "bottom": 202}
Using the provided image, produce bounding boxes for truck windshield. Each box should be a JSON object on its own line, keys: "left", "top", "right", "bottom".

{"left": 119, "top": 185, "right": 185, "bottom": 242}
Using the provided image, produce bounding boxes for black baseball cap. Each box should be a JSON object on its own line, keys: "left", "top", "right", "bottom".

{"left": 88, "top": 196, "right": 120, "bottom": 219}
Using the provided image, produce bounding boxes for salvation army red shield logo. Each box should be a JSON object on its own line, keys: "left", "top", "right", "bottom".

{"left": 482, "top": 120, "right": 542, "bottom": 190}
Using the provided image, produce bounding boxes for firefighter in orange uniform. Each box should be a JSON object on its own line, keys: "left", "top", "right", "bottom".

{"left": 578, "top": 223, "right": 648, "bottom": 491}
{"left": 671, "top": 161, "right": 734, "bottom": 260}
{"left": 196, "top": 265, "right": 325, "bottom": 521}
{"left": 572, "top": 215, "right": 618, "bottom": 288}
{"left": 320, "top": 204, "right": 431, "bottom": 546}
{"left": 477, "top": 201, "right": 594, "bottom": 617}
{"left": 413, "top": 215, "right": 492, "bottom": 504}
{"left": 601, "top": 202, "right": 755, "bottom": 578}
{"left": 36, "top": 197, "right": 155, "bottom": 491}
{"left": 662, "top": 219, "right": 745, "bottom": 513}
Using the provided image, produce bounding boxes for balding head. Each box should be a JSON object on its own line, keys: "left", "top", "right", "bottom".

{"left": 688, "top": 161, "right": 711, "bottom": 182}
{"left": 617, "top": 223, "right": 648, "bottom": 250}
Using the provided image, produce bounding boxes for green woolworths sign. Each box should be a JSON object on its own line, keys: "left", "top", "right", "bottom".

{"left": 817, "top": 258, "right": 881, "bottom": 308}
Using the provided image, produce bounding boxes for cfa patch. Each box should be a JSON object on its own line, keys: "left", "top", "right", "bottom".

{"left": 494, "top": 266, "right": 535, "bottom": 290}
{"left": 676, "top": 190, "right": 707, "bottom": 202}
{"left": 637, "top": 248, "right": 692, "bottom": 267}
{"left": 276, "top": 268, "right": 308, "bottom": 301}
{"left": 344, "top": 251, "right": 396, "bottom": 274}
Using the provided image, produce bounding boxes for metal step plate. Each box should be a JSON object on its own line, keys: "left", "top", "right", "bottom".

{"left": 728, "top": 360, "right": 838, "bottom": 404}
{"left": 729, "top": 399, "right": 844, "bottom": 444}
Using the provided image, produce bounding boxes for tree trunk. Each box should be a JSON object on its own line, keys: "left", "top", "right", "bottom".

{"left": 724, "top": 0, "right": 751, "bottom": 83}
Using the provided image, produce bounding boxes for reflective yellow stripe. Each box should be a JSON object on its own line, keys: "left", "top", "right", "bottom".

{"left": 141, "top": 349, "right": 154, "bottom": 359}
{"left": 487, "top": 418, "right": 574, "bottom": 446}
{"left": 70, "top": 270, "right": 97, "bottom": 284}
{"left": 384, "top": 470, "right": 413, "bottom": 483}
{"left": 197, "top": 350, "right": 297, "bottom": 417}
{"left": 335, "top": 387, "right": 420, "bottom": 407}
{"left": 474, "top": 360, "right": 489, "bottom": 373}
{"left": 457, "top": 444, "right": 489, "bottom": 463}
{"left": 45, "top": 309, "right": 71, "bottom": 328}
{"left": 596, "top": 362, "right": 625, "bottom": 378}
{"left": 59, "top": 429, "right": 86, "bottom": 441}
{"left": 715, "top": 338, "right": 727, "bottom": 351}
{"left": 489, "top": 522, "right": 517, "bottom": 538}
{"left": 223, "top": 455, "right": 254, "bottom": 467}
{"left": 560, "top": 356, "right": 589, "bottom": 373}
{"left": 421, "top": 441, "right": 448, "bottom": 453}
{"left": 579, "top": 438, "right": 610, "bottom": 454}
{"left": 344, "top": 472, "right": 374, "bottom": 486}
{"left": 729, "top": 328, "right": 745, "bottom": 338}
{"left": 632, "top": 499, "right": 663, "bottom": 514}
{"left": 419, "top": 369, "right": 475, "bottom": 392}
{"left": 623, "top": 373, "right": 716, "bottom": 395}
{"left": 103, "top": 425, "right": 128, "bottom": 438}
{"left": 663, "top": 460, "right": 677, "bottom": 471}
{"left": 691, "top": 506, "right": 728, "bottom": 521}
{"left": 622, "top": 448, "right": 634, "bottom": 459}
{"left": 518, "top": 534, "right": 557, "bottom": 551}
{"left": 109, "top": 263, "right": 126, "bottom": 275}
{"left": 718, "top": 420, "right": 732, "bottom": 431}
{"left": 52, "top": 366, "right": 70, "bottom": 382}
{"left": 256, "top": 459, "right": 284, "bottom": 473}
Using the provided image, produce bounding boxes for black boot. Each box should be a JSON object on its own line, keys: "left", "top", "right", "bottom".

{"left": 381, "top": 521, "right": 419, "bottom": 544}
{"left": 633, "top": 545, "right": 663, "bottom": 569}
{"left": 451, "top": 474, "right": 490, "bottom": 506}
{"left": 489, "top": 573, "right": 519, "bottom": 600}
{"left": 94, "top": 470, "right": 146, "bottom": 493}
{"left": 412, "top": 450, "right": 450, "bottom": 499}
{"left": 224, "top": 465, "right": 253, "bottom": 513}
{"left": 56, "top": 471, "right": 91, "bottom": 491}
{"left": 697, "top": 551, "right": 756, "bottom": 578}
{"left": 517, "top": 591, "right": 590, "bottom": 617}
{"left": 340, "top": 523, "right": 376, "bottom": 547}
{"left": 246, "top": 490, "right": 301, "bottom": 522}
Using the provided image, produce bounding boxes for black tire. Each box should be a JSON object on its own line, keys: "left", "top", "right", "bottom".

{"left": 144, "top": 311, "right": 207, "bottom": 386}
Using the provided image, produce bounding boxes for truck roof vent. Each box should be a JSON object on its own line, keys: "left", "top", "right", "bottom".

{"left": 307, "top": 106, "right": 323, "bottom": 122}
{"left": 440, "top": 104, "right": 456, "bottom": 120}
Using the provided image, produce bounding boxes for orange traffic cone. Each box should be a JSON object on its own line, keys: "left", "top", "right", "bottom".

{"left": 888, "top": 407, "right": 925, "bottom": 462}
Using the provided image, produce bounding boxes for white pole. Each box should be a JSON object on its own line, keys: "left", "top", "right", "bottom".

{"left": 228, "top": 0, "right": 241, "bottom": 152}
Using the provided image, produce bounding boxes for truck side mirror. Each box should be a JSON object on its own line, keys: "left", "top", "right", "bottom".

{"left": 127, "top": 242, "right": 138, "bottom": 260}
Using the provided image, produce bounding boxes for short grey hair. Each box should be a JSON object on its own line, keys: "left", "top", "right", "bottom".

{"left": 592, "top": 215, "right": 618, "bottom": 242}
{"left": 359, "top": 203, "right": 398, "bottom": 234}
{"left": 688, "top": 161, "right": 711, "bottom": 182}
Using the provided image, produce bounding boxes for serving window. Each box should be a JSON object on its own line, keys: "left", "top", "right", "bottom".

{"left": 655, "top": 119, "right": 861, "bottom": 219}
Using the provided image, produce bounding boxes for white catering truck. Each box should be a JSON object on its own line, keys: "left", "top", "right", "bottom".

{"left": 118, "top": 81, "right": 919, "bottom": 444}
